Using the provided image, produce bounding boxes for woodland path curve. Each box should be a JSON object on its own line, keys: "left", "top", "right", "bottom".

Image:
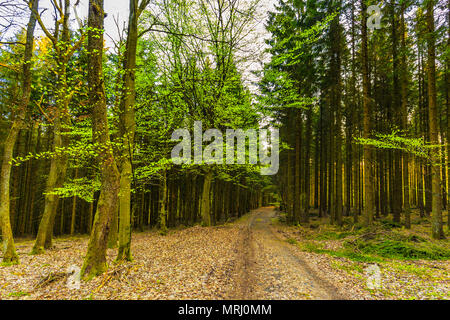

{"left": 233, "top": 207, "right": 345, "bottom": 300}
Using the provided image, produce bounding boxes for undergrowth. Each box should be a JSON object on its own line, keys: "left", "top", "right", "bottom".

{"left": 291, "top": 217, "right": 450, "bottom": 261}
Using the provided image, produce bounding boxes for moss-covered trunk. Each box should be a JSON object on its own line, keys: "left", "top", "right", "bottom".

{"left": 32, "top": 0, "right": 73, "bottom": 254}
{"left": 0, "top": 0, "right": 39, "bottom": 263}
{"left": 81, "top": 0, "right": 121, "bottom": 279}
{"left": 32, "top": 112, "right": 69, "bottom": 253}
{"left": 116, "top": 0, "right": 145, "bottom": 262}
{"left": 117, "top": 160, "right": 132, "bottom": 259}
{"left": 0, "top": 122, "right": 21, "bottom": 263}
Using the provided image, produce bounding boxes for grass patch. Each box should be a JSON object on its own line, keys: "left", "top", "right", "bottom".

{"left": 0, "top": 261, "right": 19, "bottom": 267}
{"left": 313, "top": 231, "right": 352, "bottom": 240}
{"left": 331, "top": 260, "right": 365, "bottom": 276}
{"left": 285, "top": 238, "right": 298, "bottom": 245}
{"left": 8, "top": 291, "right": 30, "bottom": 298}
{"left": 387, "top": 263, "right": 438, "bottom": 278}
{"left": 299, "top": 242, "right": 384, "bottom": 263}
{"left": 348, "top": 239, "right": 450, "bottom": 260}
{"left": 380, "top": 219, "right": 403, "bottom": 229}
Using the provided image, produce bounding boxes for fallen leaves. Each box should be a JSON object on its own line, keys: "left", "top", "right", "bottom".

{"left": 0, "top": 224, "right": 242, "bottom": 300}
{"left": 1, "top": 207, "right": 447, "bottom": 300}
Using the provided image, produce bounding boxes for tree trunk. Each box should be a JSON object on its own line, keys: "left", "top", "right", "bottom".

{"left": 159, "top": 169, "right": 168, "bottom": 234}
{"left": 446, "top": 0, "right": 450, "bottom": 228}
{"left": 330, "top": 8, "right": 343, "bottom": 226}
{"left": 81, "top": 0, "right": 121, "bottom": 278}
{"left": 0, "top": 0, "right": 39, "bottom": 263}
{"left": 400, "top": 3, "right": 411, "bottom": 228}
{"left": 200, "top": 169, "right": 213, "bottom": 226}
{"left": 426, "top": 0, "right": 444, "bottom": 239}
{"left": 117, "top": 0, "right": 143, "bottom": 262}
{"left": 361, "top": 0, "right": 374, "bottom": 227}
{"left": 32, "top": 0, "right": 72, "bottom": 254}
{"left": 70, "top": 168, "right": 79, "bottom": 235}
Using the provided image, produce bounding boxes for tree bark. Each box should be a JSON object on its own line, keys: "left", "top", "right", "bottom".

{"left": 426, "top": 0, "right": 444, "bottom": 239}
{"left": 446, "top": 0, "right": 450, "bottom": 228}
{"left": 200, "top": 169, "right": 213, "bottom": 226}
{"left": 116, "top": 0, "right": 142, "bottom": 262}
{"left": 361, "top": 0, "right": 374, "bottom": 227}
{"left": 32, "top": 0, "right": 73, "bottom": 254}
{"left": 0, "top": 0, "right": 39, "bottom": 263}
{"left": 400, "top": 3, "right": 411, "bottom": 228}
{"left": 81, "top": 0, "right": 121, "bottom": 278}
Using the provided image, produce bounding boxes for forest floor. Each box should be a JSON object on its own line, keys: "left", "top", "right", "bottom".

{"left": 0, "top": 207, "right": 448, "bottom": 300}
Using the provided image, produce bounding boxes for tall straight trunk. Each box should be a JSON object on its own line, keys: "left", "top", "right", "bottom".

{"left": 303, "top": 106, "right": 313, "bottom": 223}
{"left": 88, "top": 200, "right": 94, "bottom": 234}
{"left": 108, "top": 190, "right": 118, "bottom": 248}
{"left": 191, "top": 174, "right": 198, "bottom": 224}
{"left": 24, "top": 124, "right": 38, "bottom": 234}
{"left": 419, "top": 49, "right": 432, "bottom": 216}
{"left": 116, "top": 0, "right": 143, "bottom": 262}
{"left": 32, "top": 0, "right": 73, "bottom": 253}
{"left": 446, "top": 0, "right": 450, "bottom": 228}
{"left": 200, "top": 169, "right": 213, "bottom": 226}
{"left": 345, "top": 116, "right": 352, "bottom": 216}
{"left": 361, "top": 0, "right": 374, "bottom": 226}
{"left": 391, "top": 0, "right": 403, "bottom": 223}
{"left": 0, "top": 0, "right": 39, "bottom": 263}
{"left": 81, "top": 0, "right": 121, "bottom": 278}
{"left": 70, "top": 168, "right": 79, "bottom": 235}
{"left": 314, "top": 128, "right": 319, "bottom": 209}
{"left": 426, "top": 0, "right": 444, "bottom": 239}
{"left": 32, "top": 112, "right": 69, "bottom": 252}
{"left": 400, "top": 3, "right": 411, "bottom": 228}
{"left": 331, "top": 8, "right": 343, "bottom": 226}
{"left": 328, "top": 102, "right": 335, "bottom": 222}
{"left": 20, "top": 130, "right": 33, "bottom": 235}
{"left": 294, "top": 110, "right": 302, "bottom": 224}
{"left": 27, "top": 125, "right": 40, "bottom": 235}
{"left": 159, "top": 169, "right": 168, "bottom": 235}
{"left": 319, "top": 104, "right": 328, "bottom": 217}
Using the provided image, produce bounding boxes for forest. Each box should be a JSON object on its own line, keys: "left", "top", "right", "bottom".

{"left": 0, "top": 0, "right": 449, "bottom": 300}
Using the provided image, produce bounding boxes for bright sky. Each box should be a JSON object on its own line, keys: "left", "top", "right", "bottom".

{"left": 34, "top": 0, "right": 131, "bottom": 48}
{"left": 34, "top": 0, "right": 275, "bottom": 49}
{"left": 5, "top": 0, "right": 276, "bottom": 90}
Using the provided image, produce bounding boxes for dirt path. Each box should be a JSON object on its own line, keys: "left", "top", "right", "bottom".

{"left": 1, "top": 206, "right": 365, "bottom": 300}
{"left": 233, "top": 207, "right": 345, "bottom": 300}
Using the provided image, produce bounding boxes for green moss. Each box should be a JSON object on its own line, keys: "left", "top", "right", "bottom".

{"left": 406, "top": 235, "right": 427, "bottom": 243}
{"left": 8, "top": 291, "right": 30, "bottom": 298}
{"left": 331, "top": 261, "right": 364, "bottom": 276}
{"left": 349, "top": 239, "right": 450, "bottom": 260}
{"left": 30, "top": 246, "right": 45, "bottom": 255}
{"left": 380, "top": 219, "right": 403, "bottom": 229}
{"left": 286, "top": 238, "right": 298, "bottom": 245}
{"left": 0, "top": 261, "right": 19, "bottom": 267}
{"left": 299, "top": 242, "right": 384, "bottom": 263}
{"left": 388, "top": 263, "right": 435, "bottom": 278}
{"left": 313, "top": 231, "right": 352, "bottom": 240}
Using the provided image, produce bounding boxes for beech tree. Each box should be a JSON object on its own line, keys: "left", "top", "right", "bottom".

{"left": 81, "top": 0, "right": 121, "bottom": 278}
{"left": 0, "top": 0, "right": 38, "bottom": 263}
